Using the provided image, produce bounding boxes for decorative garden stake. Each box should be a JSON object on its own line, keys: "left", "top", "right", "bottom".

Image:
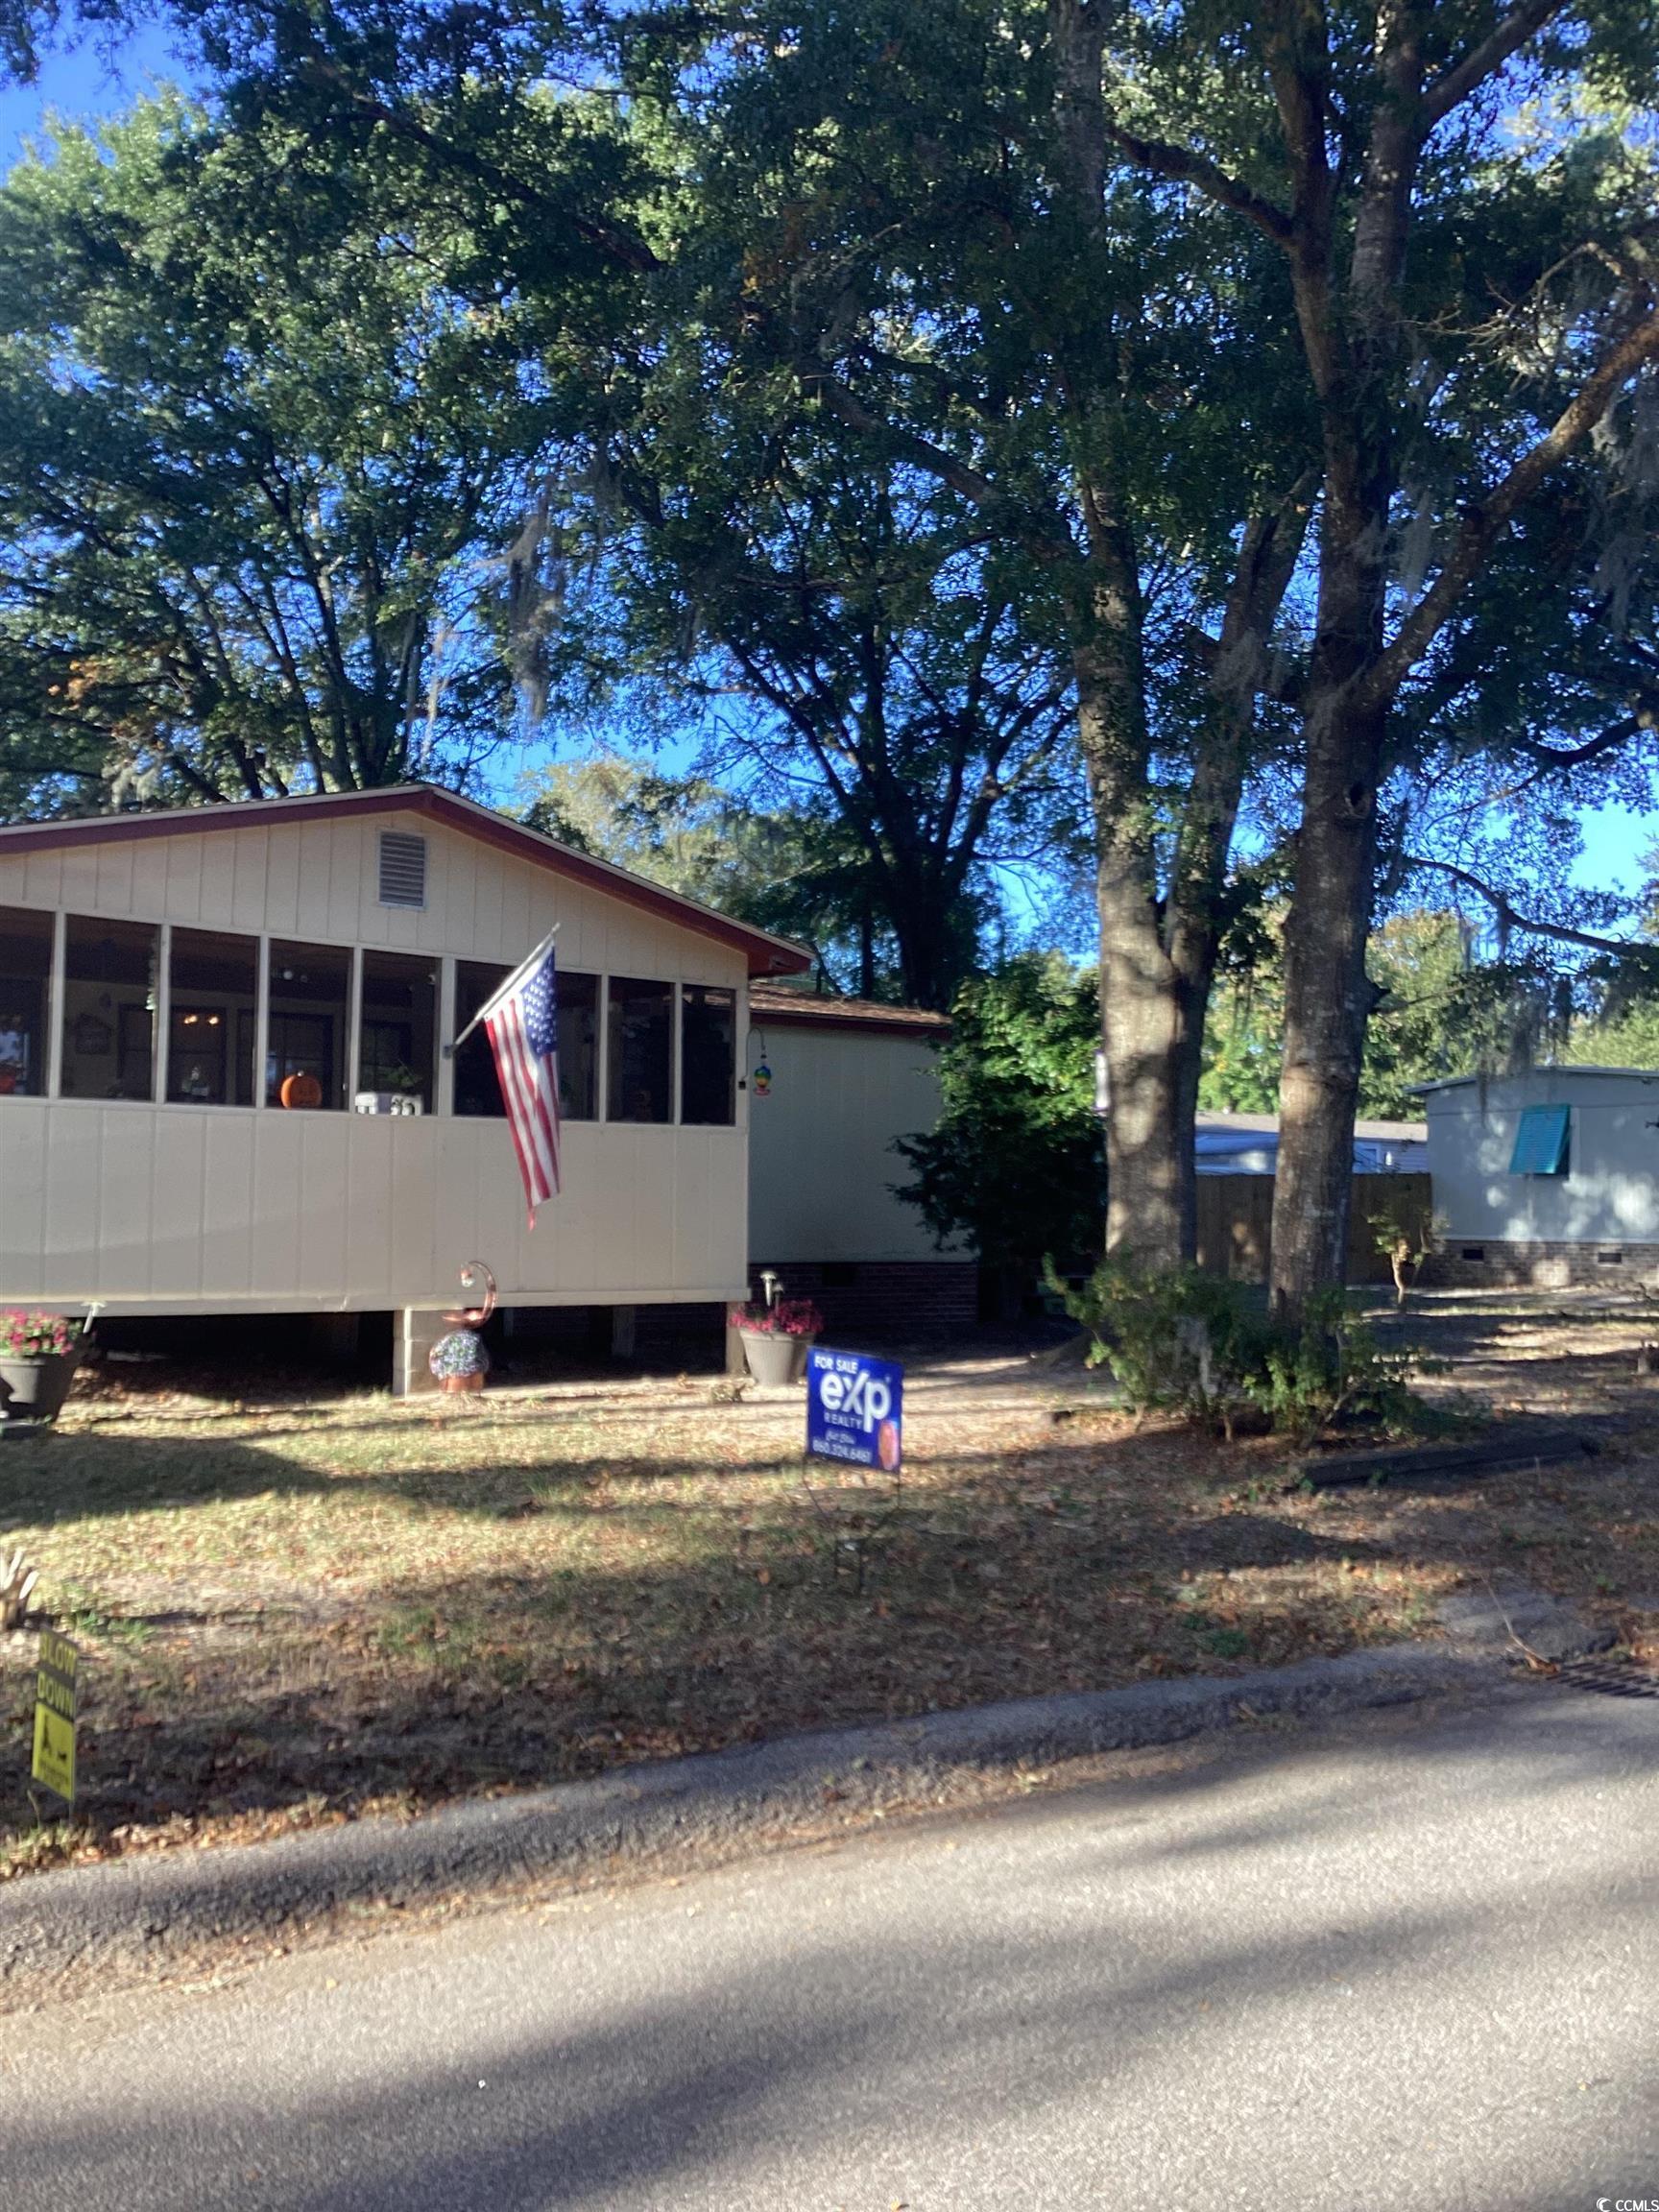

{"left": 428, "top": 1262, "right": 497, "bottom": 1396}
{"left": 0, "top": 1547, "right": 37, "bottom": 1631}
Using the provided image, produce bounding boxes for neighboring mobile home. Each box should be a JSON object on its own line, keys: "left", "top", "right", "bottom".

{"left": 1423, "top": 1065, "right": 1659, "bottom": 1286}
{"left": 0, "top": 786, "right": 809, "bottom": 1387}
{"left": 1192, "top": 1108, "right": 1429, "bottom": 1176}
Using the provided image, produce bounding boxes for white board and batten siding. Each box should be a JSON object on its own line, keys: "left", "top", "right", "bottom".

{"left": 1423, "top": 1065, "right": 1659, "bottom": 1246}
{"left": 0, "top": 799, "right": 781, "bottom": 1314}
{"left": 746, "top": 1013, "right": 957, "bottom": 1264}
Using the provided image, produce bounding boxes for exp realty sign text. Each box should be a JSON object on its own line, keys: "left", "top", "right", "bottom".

{"left": 806, "top": 1347, "right": 903, "bottom": 1472}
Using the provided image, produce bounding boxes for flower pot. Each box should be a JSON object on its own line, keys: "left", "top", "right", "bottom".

{"left": 739, "top": 1330, "right": 815, "bottom": 1386}
{"left": 440, "top": 1372, "right": 486, "bottom": 1395}
{"left": 0, "top": 1349, "right": 80, "bottom": 1424}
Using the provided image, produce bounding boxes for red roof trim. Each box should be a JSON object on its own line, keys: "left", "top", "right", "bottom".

{"left": 0, "top": 787, "right": 811, "bottom": 977}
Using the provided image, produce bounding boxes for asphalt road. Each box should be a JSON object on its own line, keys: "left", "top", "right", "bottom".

{"left": 4, "top": 1684, "right": 1658, "bottom": 2211}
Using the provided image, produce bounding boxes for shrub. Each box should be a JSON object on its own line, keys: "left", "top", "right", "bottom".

{"left": 1239, "top": 1290, "right": 1419, "bottom": 1447}
{"left": 1363, "top": 1197, "right": 1442, "bottom": 1310}
{"left": 1054, "top": 1263, "right": 1418, "bottom": 1445}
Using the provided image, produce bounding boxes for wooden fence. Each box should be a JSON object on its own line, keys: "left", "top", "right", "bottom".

{"left": 1193, "top": 1173, "right": 1432, "bottom": 1286}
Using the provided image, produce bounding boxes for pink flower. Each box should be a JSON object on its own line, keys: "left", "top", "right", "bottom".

{"left": 730, "top": 1298, "right": 824, "bottom": 1338}
{"left": 0, "top": 1310, "right": 81, "bottom": 1359}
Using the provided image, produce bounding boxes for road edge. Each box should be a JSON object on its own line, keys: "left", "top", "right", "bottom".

{"left": 3, "top": 1625, "right": 1593, "bottom": 1986}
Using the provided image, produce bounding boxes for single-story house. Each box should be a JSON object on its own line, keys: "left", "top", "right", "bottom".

{"left": 744, "top": 985, "right": 971, "bottom": 1337}
{"left": 1194, "top": 1109, "right": 1429, "bottom": 1176}
{"left": 1423, "top": 1064, "right": 1659, "bottom": 1286}
{"left": 0, "top": 784, "right": 812, "bottom": 1389}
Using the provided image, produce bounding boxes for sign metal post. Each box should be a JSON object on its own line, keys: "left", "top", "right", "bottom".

{"left": 804, "top": 1348, "right": 905, "bottom": 1591}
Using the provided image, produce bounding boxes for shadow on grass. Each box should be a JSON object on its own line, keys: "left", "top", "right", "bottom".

{"left": 0, "top": 1395, "right": 1647, "bottom": 1852}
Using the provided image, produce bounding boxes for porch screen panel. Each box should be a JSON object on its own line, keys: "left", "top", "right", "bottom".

{"left": 453, "top": 960, "right": 509, "bottom": 1118}
{"left": 267, "top": 941, "right": 351, "bottom": 1110}
{"left": 0, "top": 905, "right": 53, "bottom": 1097}
{"left": 607, "top": 977, "right": 672, "bottom": 1123}
{"left": 61, "top": 916, "right": 159, "bottom": 1101}
{"left": 167, "top": 928, "right": 257, "bottom": 1105}
{"left": 556, "top": 970, "right": 598, "bottom": 1120}
{"left": 360, "top": 951, "right": 439, "bottom": 1112}
{"left": 680, "top": 986, "right": 735, "bottom": 1125}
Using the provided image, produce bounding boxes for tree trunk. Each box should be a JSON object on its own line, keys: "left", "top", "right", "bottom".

{"left": 1075, "top": 637, "right": 1187, "bottom": 1270}
{"left": 1268, "top": 690, "right": 1386, "bottom": 1313}
{"left": 857, "top": 907, "right": 876, "bottom": 998}
{"left": 1166, "top": 487, "right": 1317, "bottom": 1262}
{"left": 886, "top": 876, "right": 974, "bottom": 1013}
{"left": 1096, "top": 859, "right": 1186, "bottom": 1267}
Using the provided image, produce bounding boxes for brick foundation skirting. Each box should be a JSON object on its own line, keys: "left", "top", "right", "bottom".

{"left": 496, "top": 1261, "right": 978, "bottom": 1369}
{"left": 746, "top": 1259, "right": 978, "bottom": 1343}
{"left": 1426, "top": 1240, "right": 1659, "bottom": 1289}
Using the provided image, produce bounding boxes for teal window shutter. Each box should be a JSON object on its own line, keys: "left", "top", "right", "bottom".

{"left": 1509, "top": 1103, "right": 1571, "bottom": 1175}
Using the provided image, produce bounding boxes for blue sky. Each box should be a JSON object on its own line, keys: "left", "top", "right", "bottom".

{"left": 2, "top": 40, "right": 1654, "bottom": 917}
{"left": 0, "top": 29, "right": 196, "bottom": 167}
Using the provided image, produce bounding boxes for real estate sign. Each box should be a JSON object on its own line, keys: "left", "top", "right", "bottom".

{"left": 32, "top": 1629, "right": 78, "bottom": 1803}
{"left": 806, "top": 1348, "right": 903, "bottom": 1472}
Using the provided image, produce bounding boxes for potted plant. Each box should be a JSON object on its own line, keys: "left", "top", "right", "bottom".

{"left": 729, "top": 1297, "right": 824, "bottom": 1386}
{"left": 0, "top": 1310, "right": 84, "bottom": 1424}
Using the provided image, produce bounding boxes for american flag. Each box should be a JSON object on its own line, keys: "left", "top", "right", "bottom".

{"left": 483, "top": 939, "right": 562, "bottom": 1224}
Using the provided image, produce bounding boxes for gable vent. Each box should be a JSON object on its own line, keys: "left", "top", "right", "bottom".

{"left": 377, "top": 830, "right": 427, "bottom": 908}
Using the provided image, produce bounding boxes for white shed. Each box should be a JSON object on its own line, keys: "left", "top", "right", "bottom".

{"left": 0, "top": 786, "right": 808, "bottom": 1385}
{"left": 744, "top": 987, "right": 974, "bottom": 1337}
{"left": 1422, "top": 1065, "right": 1659, "bottom": 1286}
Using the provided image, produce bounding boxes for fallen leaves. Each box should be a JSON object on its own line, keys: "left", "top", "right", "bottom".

{"left": 2, "top": 1311, "right": 1655, "bottom": 1871}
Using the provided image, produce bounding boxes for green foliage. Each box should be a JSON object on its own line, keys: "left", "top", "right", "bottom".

{"left": 1567, "top": 997, "right": 1659, "bottom": 1069}
{"left": 520, "top": 750, "right": 949, "bottom": 998}
{"left": 1567, "top": 858, "right": 1659, "bottom": 1067}
{"left": 524, "top": 753, "right": 791, "bottom": 911}
{"left": 1362, "top": 1193, "right": 1442, "bottom": 1311}
{"left": 1201, "top": 906, "right": 1580, "bottom": 1120}
{"left": 894, "top": 954, "right": 1106, "bottom": 1275}
{"left": 1244, "top": 1296, "right": 1419, "bottom": 1452}
{"left": 0, "top": 98, "right": 554, "bottom": 813}
{"left": 1058, "top": 1263, "right": 1419, "bottom": 1448}
{"left": 1362, "top": 914, "right": 1539, "bottom": 1119}
{"left": 1052, "top": 1260, "right": 1275, "bottom": 1432}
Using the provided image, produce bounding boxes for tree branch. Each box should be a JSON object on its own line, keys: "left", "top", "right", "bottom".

{"left": 1101, "top": 118, "right": 1294, "bottom": 247}
{"left": 1423, "top": 0, "right": 1564, "bottom": 127}
{"left": 796, "top": 364, "right": 1073, "bottom": 559}
{"left": 1407, "top": 854, "right": 1659, "bottom": 959}
{"left": 1365, "top": 307, "right": 1659, "bottom": 709}
{"left": 1506, "top": 713, "right": 1649, "bottom": 790}
{"left": 295, "top": 61, "right": 662, "bottom": 276}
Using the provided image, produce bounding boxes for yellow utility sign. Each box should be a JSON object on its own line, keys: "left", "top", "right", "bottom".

{"left": 31, "top": 1629, "right": 77, "bottom": 1803}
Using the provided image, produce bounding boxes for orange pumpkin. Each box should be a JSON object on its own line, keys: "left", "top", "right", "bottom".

{"left": 278, "top": 1070, "right": 324, "bottom": 1110}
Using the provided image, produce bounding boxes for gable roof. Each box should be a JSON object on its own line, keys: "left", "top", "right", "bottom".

{"left": 0, "top": 784, "right": 811, "bottom": 977}
{"left": 748, "top": 983, "right": 950, "bottom": 1041}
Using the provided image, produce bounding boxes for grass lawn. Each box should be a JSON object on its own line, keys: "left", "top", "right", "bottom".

{"left": 5, "top": 1297, "right": 1659, "bottom": 1876}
